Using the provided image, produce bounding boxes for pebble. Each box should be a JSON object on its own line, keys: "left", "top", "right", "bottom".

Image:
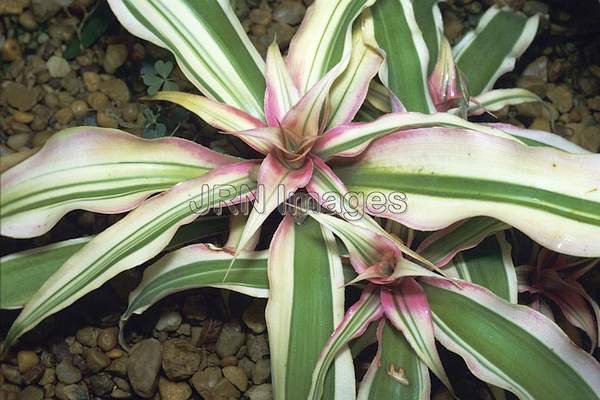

{"left": 82, "top": 72, "right": 101, "bottom": 92}
{"left": 223, "top": 366, "right": 248, "bottom": 391}
{"left": 6, "top": 82, "right": 39, "bottom": 111}
{"left": 155, "top": 310, "right": 183, "bottom": 332}
{"left": 106, "top": 356, "right": 128, "bottom": 377}
{"left": 31, "top": 0, "right": 62, "bottom": 22}
{"left": 18, "top": 11, "right": 38, "bottom": 31}
{"left": 17, "top": 351, "right": 40, "bottom": 373}
{"left": 122, "top": 103, "right": 139, "bottom": 123}
{"left": 85, "top": 349, "right": 110, "bottom": 373}
{"left": 103, "top": 44, "right": 129, "bottom": 73}
{"left": 13, "top": 111, "right": 34, "bottom": 124}
{"left": 158, "top": 377, "right": 192, "bottom": 400}
{"left": 96, "top": 111, "right": 119, "bottom": 128}
{"left": 273, "top": 1, "right": 306, "bottom": 25}
{"left": 249, "top": 7, "right": 271, "bottom": 26}
{"left": 0, "top": 0, "right": 28, "bottom": 15}
{"left": 1, "top": 364, "right": 23, "bottom": 384}
{"left": 190, "top": 367, "right": 240, "bottom": 399}
{"left": 47, "top": 56, "right": 71, "bottom": 78}
{"left": 55, "top": 107, "right": 74, "bottom": 125}
{"left": 517, "top": 56, "right": 547, "bottom": 96}
{"left": 246, "top": 334, "right": 269, "bottom": 362}
{"left": 87, "top": 92, "right": 109, "bottom": 111}
{"left": 99, "top": 78, "right": 130, "bottom": 104}
{"left": 529, "top": 117, "right": 550, "bottom": 132}
{"left": 20, "top": 385, "right": 44, "bottom": 400}
{"left": 88, "top": 373, "right": 115, "bottom": 396}
{"left": 7, "top": 133, "right": 30, "bottom": 151}
{"left": 97, "top": 327, "right": 119, "bottom": 351}
{"left": 182, "top": 295, "right": 207, "bottom": 321}
{"left": 161, "top": 338, "right": 202, "bottom": 381}
{"left": 252, "top": 358, "right": 271, "bottom": 384}
{"left": 70, "top": 99, "right": 89, "bottom": 119}
{"left": 243, "top": 299, "right": 267, "bottom": 334}
{"left": 246, "top": 383, "right": 273, "bottom": 400}
{"left": 546, "top": 84, "right": 573, "bottom": 113}
{"left": 55, "top": 359, "right": 82, "bottom": 384}
{"left": 39, "top": 367, "right": 56, "bottom": 385}
{"left": 238, "top": 357, "right": 255, "bottom": 378}
{"left": 127, "top": 338, "right": 162, "bottom": 398}
{"left": 216, "top": 322, "right": 246, "bottom": 358}
{"left": 55, "top": 383, "right": 89, "bottom": 400}
{"left": 1, "top": 38, "right": 21, "bottom": 61}
{"left": 587, "top": 96, "right": 600, "bottom": 111}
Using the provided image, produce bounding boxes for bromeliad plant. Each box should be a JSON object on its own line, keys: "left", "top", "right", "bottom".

{"left": 1, "top": 0, "right": 600, "bottom": 399}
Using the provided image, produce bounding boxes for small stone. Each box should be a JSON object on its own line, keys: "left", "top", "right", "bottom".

{"left": 88, "top": 373, "right": 114, "bottom": 396}
{"left": 443, "top": 11, "right": 463, "bottom": 42}
{"left": 216, "top": 322, "right": 246, "bottom": 358}
{"left": 190, "top": 367, "right": 222, "bottom": 396}
{"left": 96, "top": 111, "right": 118, "bottom": 129}
{"left": 243, "top": 299, "right": 267, "bottom": 333}
{"left": 546, "top": 84, "right": 573, "bottom": 113}
{"left": 85, "top": 349, "right": 110, "bottom": 373}
{"left": 158, "top": 377, "right": 192, "bottom": 400}
{"left": 122, "top": 103, "right": 139, "bottom": 123}
{"left": 572, "top": 124, "right": 600, "bottom": 153}
{"left": 268, "top": 22, "right": 295, "bottom": 49}
{"left": 176, "top": 323, "right": 191, "bottom": 336}
{"left": 221, "top": 355, "right": 238, "bottom": 367}
{"left": 246, "top": 334, "right": 269, "bottom": 362}
{"left": 252, "top": 358, "right": 271, "bottom": 384}
{"left": 106, "top": 348, "right": 125, "bottom": 359}
{"left": 65, "top": 336, "right": 84, "bottom": 355}
{"left": 103, "top": 44, "right": 128, "bottom": 73}
{"left": 246, "top": 383, "right": 273, "bottom": 400}
{"left": 19, "top": 11, "right": 38, "bottom": 30}
{"left": 20, "top": 385, "right": 43, "bottom": 400}
{"left": 7, "top": 133, "right": 30, "bottom": 151}
{"left": 39, "top": 367, "right": 56, "bottom": 385}
{"left": 0, "top": 0, "right": 28, "bottom": 15}
{"left": 87, "top": 92, "right": 109, "bottom": 111}
{"left": 6, "top": 82, "right": 39, "bottom": 111}
{"left": 96, "top": 327, "right": 118, "bottom": 352}
{"left": 1, "top": 364, "right": 23, "bottom": 384}
{"left": 127, "top": 338, "right": 162, "bottom": 398}
{"left": 82, "top": 72, "right": 101, "bottom": 92}
{"left": 517, "top": 56, "right": 547, "bottom": 96}
{"left": 99, "top": 79, "right": 130, "bottom": 104}
{"left": 55, "top": 383, "right": 89, "bottom": 400}
{"left": 238, "top": 357, "right": 254, "bottom": 378}
{"left": 106, "top": 356, "right": 128, "bottom": 377}
{"left": 155, "top": 310, "right": 183, "bottom": 332}
{"left": 1, "top": 38, "right": 21, "bottom": 61}
{"left": 56, "top": 359, "right": 82, "bottom": 384}
{"left": 75, "top": 327, "right": 98, "bottom": 347}
{"left": 223, "top": 366, "right": 248, "bottom": 391}
{"left": 111, "top": 388, "right": 132, "bottom": 398}
{"left": 13, "top": 111, "right": 34, "bottom": 124}
{"left": 32, "top": 0, "right": 62, "bottom": 22}
{"left": 58, "top": 92, "right": 75, "bottom": 108}
{"left": 213, "top": 378, "right": 240, "bottom": 399}
{"left": 70, "top": 99, "right": 89, "bottom": 119}
{"left": 22, "top": 364, "right": 44, "bottom": 385}
{"left": 529, "top": 117, "right": 550, "bottom": 132}
{"left": 54, "top": 107, "right": 74, "bottom": 125}
{"left": 162, "top": 338, "right": 202, "bottom": 381}
{"left": 273, "top": 1, "right": 306, "bottom": 25}
{"left": 587, "top": 96, "right": 600, "bottom": 111}
{"left": 18, "top": 351, "right": 40, "bottom": 373}
{"left": 249, "top": 6, "right": 271, "bottom": 25}
{"left": 47, "top": 56, "right": 71, "bottom": 78}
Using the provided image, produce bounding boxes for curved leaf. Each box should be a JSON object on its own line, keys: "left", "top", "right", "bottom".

{"left": 2, "top": 162, "right": 258, "bottom": 352}
{"left": 334, "top": 128, "right": 600, "bottom": 257}
{"left": 107, "top": 0, "right": 265, "bottom": 118}
{"left": 423, "top": 278, "right": 600, "bottom": 399}
{"left": 0, "top": 127, "right": 234, "bottom": 238}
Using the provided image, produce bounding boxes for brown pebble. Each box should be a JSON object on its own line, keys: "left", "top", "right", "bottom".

{"left": 54, "top": 108, "right": 74, "bottom": 125}
{"left": 33, "top": 131, "right": 53, "bottom": 147}
{"left": 220, "top": 356, "right": 238, "bottom": 367}
{"left": 10, "top": 121, "right": 31, "bottom": 133}
{"left": 7, "top": 133, "right": 30, "bottom": 151}
{"left": 97, "top": 327, "right": 119, "bottom": 352}
{"left": 82, "top": 72, "right": 101, "bottom": 92}
{"left": 87, "top": 92, "right": 109, "bottom": 111}
{"left": 17, "top": 351, "right": 40, "bottom": 373}
{"left": 106, "top": 349, "right": 125, "bottom": 359}
{"left": 1, "top": 38, "right": 21, "bottom": 61}
{"left": 122, "top": 103, "right": 138, "bottom": 123}
{"left": 96, "top": 112, "right": 118, "bottom": 129}
{"left": 70, "top": 100, "right": 88, "bottom": 119}
{"left": 44, "top": 93, "right": 59, "bottom": 108}
{"left": 13, "top": 111, "right": 34, "bottom": 124}
{"left": 18, "top": 11, "right": 38, "bottom": 31}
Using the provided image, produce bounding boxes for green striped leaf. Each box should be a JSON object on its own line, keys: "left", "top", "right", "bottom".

{"left": 286, "top": 0, "right": 374, "bottom": 94}
{"left": 334, "top": 128, "right": 600, "bottom": 257}
{"left": 454, "top": 6, "right": 539, "bottom": 96}
{"left": 121, "top": 244, "right": 268, "bottom": 334}
{"left": 442, "top": 233, "right": 517, "bottom": 302}
{"left": 448, "top": 88, "right": 541, "bottom": 117}
{"left": 489, "top": 123, "right": 590, "bottom": 154}
{"left": 0, "top": 216, "right": 229, "bottom": 310}
{"left": 107, "top": 0, "right": 265, "bottom": 118}
{"left": 423, "top": 278, "right": 600, "bottom": 399}
{"left": 2, "top": 162, "right": 258, "bottom": 352}
{"left": 416, "top": 217, "right": 509, "bottom": 267}
{"left": 371, "top": 0, "right": 435, "bottom": 112}
{"left": 266, "top": 216, "right": 355, "bottom": 400}
{"left": 412, "top": 0, "right": 442, "bottom": 74}
{"left": 0, "top": 127, "right": 234, "bottom": 238}
{"left": 358, "top": 320, "right": 430, "bottom": 400}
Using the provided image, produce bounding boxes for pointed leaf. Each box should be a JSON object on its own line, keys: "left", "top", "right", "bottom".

{"left": 1, "top": 127, "right": 235, "bottom": 238}
{"left": 412, "top": 0, "right": 443, "bottom": 74}
{"left": 489, "top": 123, "right": 590, "bottom": 154}
{"left": 380, "top": 279, "right": 451, "bottom": 389}
{"left": 449, "top": 88, "right": 541, "bottom": 117}
{"left": 107, "top": 0, "right": 265, "bottom": 118}
{"left": 264, "top": 42, "right": 300, "bottom": 127}
{"left": 2, "top": 161, "right": 258, "bottom": 351}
